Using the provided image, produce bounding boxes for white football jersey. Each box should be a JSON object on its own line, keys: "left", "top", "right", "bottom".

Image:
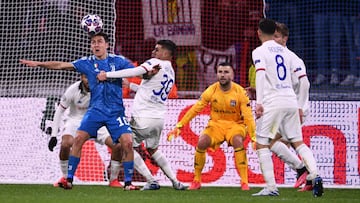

{"left": 252, "top": 40, "right": 298, "bottom": 109}
{"left": 131, "top": 58, "right": 175, "bottom": 118}
{"left": 287, "top": 47, "right": 309, "bottom": 116}
{"left": 59, "top": 81, "right": 90, "bottom": 120}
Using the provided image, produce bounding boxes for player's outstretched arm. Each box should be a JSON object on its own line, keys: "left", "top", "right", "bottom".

{"left": 167, "top": 123, "right": 183, "bottom": 141}
{"left": 97, "top": 67, "right": 147, "bottom": 81}
{"left": 19, "top": 59, "right": 74, "bottom": 70}
{"left": 19, "top": 59, "right": 41, "bottom": 67}
{"left": 108, "top": 67, "right": 147, "bottom": 78}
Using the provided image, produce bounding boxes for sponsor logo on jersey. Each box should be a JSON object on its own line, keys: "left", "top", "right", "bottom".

{"left": 294, "top": 67, "right": 302, "bottom": 72}
{"left": 94, "top": 63, "right": 99, "bottom": 72}
{"left": 110, "top": 63, "right": 115, "bottom": 71}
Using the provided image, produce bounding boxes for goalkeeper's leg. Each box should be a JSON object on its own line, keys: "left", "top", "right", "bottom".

{"left": 232, "top": 135, "right": 249, "bottom": 190}
{"left": 193, "top": 148, "right": 206, "bottom": 182}
{"left": 234, "top": 147, "right": 249, "bottom": 190}
{"left": 189, "top": 134, "right": 211, "bottom": 190}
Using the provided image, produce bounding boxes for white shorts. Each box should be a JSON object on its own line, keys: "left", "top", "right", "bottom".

{"left": 62, "top": 118, "right": 109, "bottom": 145}
{"left": 130, "top": 116, "right": 164, "bottom": 149}
{"left": 256, "top": 108, "right": 303, "bottom": 145}
{"left": 279, "top": 113, "right": 307, "bottom": 142}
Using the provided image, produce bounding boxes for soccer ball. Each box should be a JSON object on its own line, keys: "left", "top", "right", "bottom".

{"left": 81, "top": 14, "right": 103, "bottom": 34}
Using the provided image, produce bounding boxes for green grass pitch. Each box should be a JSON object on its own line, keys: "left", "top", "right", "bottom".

{"left": 0, "top": 184, "right": 358, "bottom": 203}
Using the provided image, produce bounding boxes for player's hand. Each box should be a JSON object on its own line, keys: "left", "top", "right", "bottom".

{"left": 19, "top": 59, "right": 39, "bottom": 67}
{"left": 167, "top": 124, "right": 182, "bottom": 141}
{"left": 248, "top": 133, "right": 256, "bottom": 151}
{"left": 97, "top": 71, "right": 107, "bottom": 81}
{"left": 255, "top": 104, "right": 264, "bottom": 119}
{"left": 48, "top": 136, "right": 57, "bottom": 151}
{"left": 245, "top": 87, "right": 256, "bottom": 100}
{"left": 251, "top": 141, "right": 257, "bottom": 151}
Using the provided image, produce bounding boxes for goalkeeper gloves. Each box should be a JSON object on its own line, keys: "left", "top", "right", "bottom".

{"left": 250, "top": 135, "right": 257, "bottom": 151}
{"left": 251, "top": 141, "right": 257, "bottom": 151}
{"left": 48, "top": 136, "right": 57, "bottom": 151}
{"left": 167, "top": 123, "right": 183, "bottom": 141}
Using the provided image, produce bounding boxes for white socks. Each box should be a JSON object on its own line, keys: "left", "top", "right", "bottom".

{"left": 296, "top": 144, "right": 318, "bottom": 180}
{"left": 152, "top": 150, "right": 177, "bottom": 184}
{"left": 109, "top": 160, "right": 121, "bottom": 182}
{"left": 257, "top": 148, "right": 277, "bottom": 191}
{"left": 60, "top": 160, "right": 68, "bottom": 177}
{"left": 270, "top": 141, "right": 304, "bottom": 170}
{"left": 134, "top": 150, "right": 156, "bottom": 183}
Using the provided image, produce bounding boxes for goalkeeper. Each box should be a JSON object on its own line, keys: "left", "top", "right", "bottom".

{"left": 49, "top": 74, "right": 124, "bottom": 188}
{"left": 167, "top": 62, "right": 256, "bottom": 191}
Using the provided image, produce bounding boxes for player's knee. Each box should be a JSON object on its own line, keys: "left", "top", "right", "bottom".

{"left": 74, "top": 135, "right": 86, "bottom": 144}
{"left": 61, "top": 141, "right": 72, "bottom": 149}
{"left": 61, "top": 136, "right": 74, "bottom": 148}
{"left": 197, "top": 134, "right": 211, "bottom": 150}
{"left": 231, "top": 135, "right": 244, "bottom": 148}
{"left": 120, "top": 134, "right": 133, "bottom": 152}
{"left": 75, "top": 131, "right": 89, "bottom": 143}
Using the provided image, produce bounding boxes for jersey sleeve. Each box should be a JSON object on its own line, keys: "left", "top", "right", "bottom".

{"left": 289, "top": 51, "right": 309, "bottom": 110}
{"left": 51, "top": 104, "right": 66, "bottom": 137}
{"left": 106, "top": 67, "right": 146, "bottom": 78}
{"left": 288, "top": 50, "right": 307, "bottom": 79}
{"left": 252, "top": 48, "right": 266, "bottom": 105}
{"left": 51, "top": 84, "right": 75, "bottom": 137}
{"left": 239, "top": 87, "right": 256, "bottom": 142}
{"left": 177, "top": 86, "right": 213, "bottom": 126}
{"left": 71, "top": 56, "right": 89, "bottom": 74}
{"left": 140, "top": 58, "right": 161, "bottom": 72}
{"left": 297, "top": 77, "right": 310, "bottom": 111}
{"left": 59, "top": 84, "right": 74, "bottom": 109}
{"left": 252, "top": 48, "right": 266, "bottom": 71}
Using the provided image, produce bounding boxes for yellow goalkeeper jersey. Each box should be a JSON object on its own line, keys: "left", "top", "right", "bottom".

{"left": 178, "top": 81, "right": 255, "bottom": 140}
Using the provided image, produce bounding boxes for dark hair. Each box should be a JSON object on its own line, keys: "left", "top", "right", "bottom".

{"left": 216, "top": 61, "right": 235, "bottom": 72}
{"left": 275, "top": 22, "right": 289, "bottom": 37}
{"left": 218, "top": 61, "right": 232, "bottom": 67}
{"left": 90, "top": 32, "right": 110, "bottom": 43}
{"left": 157, "top": 40, "right": 177, "bottom": 56}
{"left": 258, "top": 18, "right": 276, "bottom": 35}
